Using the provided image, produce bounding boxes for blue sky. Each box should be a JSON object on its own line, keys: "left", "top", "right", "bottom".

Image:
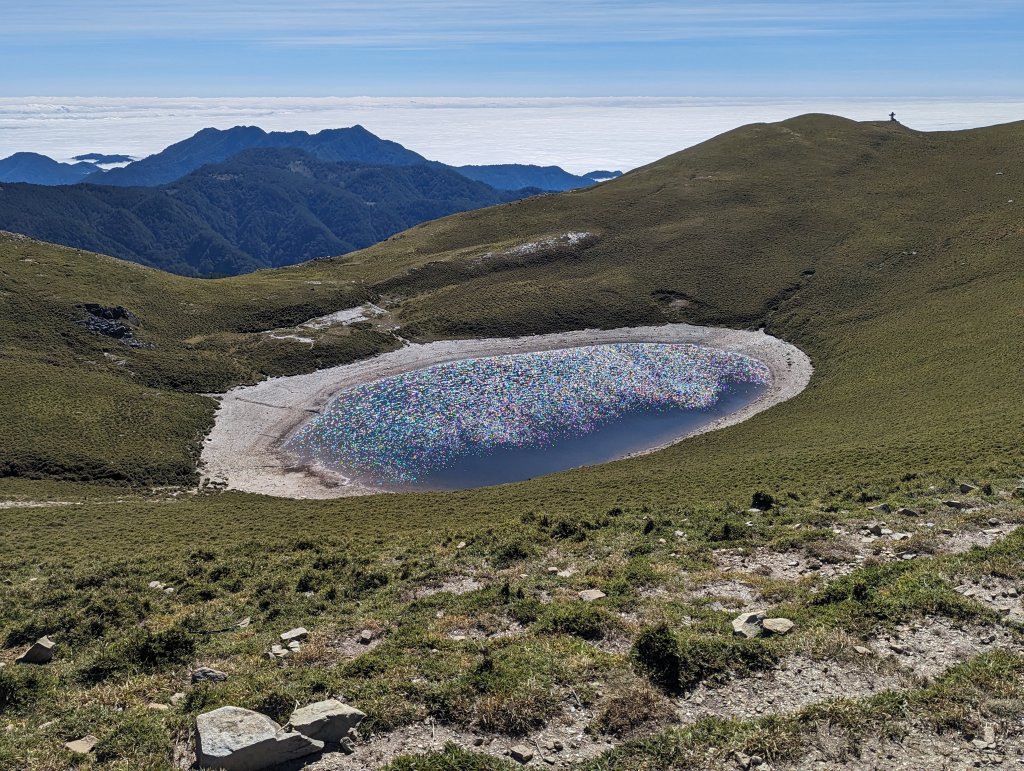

{"left": 3, "top": 1, "right": 1022, "bottom": 96}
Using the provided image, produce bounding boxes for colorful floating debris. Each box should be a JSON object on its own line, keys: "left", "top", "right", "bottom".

{"left": 285, "top": 343, "right": 769, "bottom": 484}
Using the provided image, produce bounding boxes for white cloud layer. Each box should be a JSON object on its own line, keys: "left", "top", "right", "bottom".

{"left": 1, "top": 96, "right": 1022, "bottom": 174}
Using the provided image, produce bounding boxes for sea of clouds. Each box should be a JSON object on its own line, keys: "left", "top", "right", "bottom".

{"left": 1, "top": 96, "right": 1022, "bottom": 174}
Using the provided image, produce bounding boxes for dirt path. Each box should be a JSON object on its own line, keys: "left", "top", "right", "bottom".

{"left": 200, "top": 323, "right": 813, "bottom": 499}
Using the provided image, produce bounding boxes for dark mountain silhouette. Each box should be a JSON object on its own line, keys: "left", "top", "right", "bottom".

{"left": 88, "top": 125, "right": 430, "bottom": 187}
{"left": 0, "top": 152, "right": 100, "bottom": 185}
{"left": 79, "top": 125, "right": 613, "bottom": 191}
{"left": 0, "top": 148, "right": 534, "bottom": 277}
{"left": 455, "top": 164, "right": 623, "bottom": 191}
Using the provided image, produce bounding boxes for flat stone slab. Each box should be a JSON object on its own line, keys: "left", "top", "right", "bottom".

{"left": 196, "top": 706, "right": 323, "bottom": 771}
{"left": 280, "top": 627, "right": 309, "bottom": 643}
{"left": 763, "top": 617, "right": 795, "bottom": 636}
{"left": 579, "top": 589, "right": 606, "bottom": 602}
{"left": 65, "top": 735, "right": 98, "bottom": 754}
{"left": 288, "top": 699, "right": 365, "bottom": 743}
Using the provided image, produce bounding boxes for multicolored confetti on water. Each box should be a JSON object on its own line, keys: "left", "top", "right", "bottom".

{"left": 285, "top": 343, "right": 770, "bottom": 484}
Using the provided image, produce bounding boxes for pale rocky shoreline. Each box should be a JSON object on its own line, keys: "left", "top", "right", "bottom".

{"left": 200, "top": 323, "right": 813, "bottom": 499}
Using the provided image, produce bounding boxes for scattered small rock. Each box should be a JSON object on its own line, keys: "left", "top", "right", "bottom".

{"left": 270, "top": 644, "right": 289, "bottom": 659}
{"left": 191, "top": 667, "right": 229, "bottom": 684}
{"left": 579, "top": 589, "right": 606, "bottom": 602}
{"left": 510, "top": 744, "right": 535, "bottom": 763}
{"left": 358, "top": 629, "right": 375, "bottom": 645}
{"left": 456, "top": 541, "right": 467, "bottom": 550}
{"left": 732, "top": 611, "right": 765, "bottom": 638}
{"left": 896, "top": 507, "right": 920, "bottom": 517}
{"left": 870, "top": 503, "right": 892, "bottom": 514}
{"left": 147, "top": 702, "right": 170, "bottom": 711}
{"left": 959, "top": 483, "right": 977, "bottom": 494}
{"left": 65, "top": 735, "right": 99, "bottom": 754}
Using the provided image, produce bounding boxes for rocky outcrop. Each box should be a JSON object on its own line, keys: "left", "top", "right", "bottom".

{"left": 76, "top": 303, "right": 150, "bottom": 348}
{"left": 195, "top": 706, "right": 324, "bottom": 771}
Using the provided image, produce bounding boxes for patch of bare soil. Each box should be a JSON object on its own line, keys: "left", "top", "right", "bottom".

{"left": 686, "top": 579, "right": 763, "bottom": 611}
{"left": 954, "top": 576, "right": 1024, "bottom": 622}
{"left": 872, "top": 619, "right": 1020, "bottom": 680}
{"left": 714, "top": 546, "right": 863, "bottom": 582}
{"left": 307, "top": 706, "right": 610, "bottom": 769}
{"left": 783, "top": 721, "right": 1024, "bottom": 770}
{"left": 678, "top": 655, "right": 907, "bottom": 724}
{"left": 407, "top": 576, "right": 485, "bottom": 600}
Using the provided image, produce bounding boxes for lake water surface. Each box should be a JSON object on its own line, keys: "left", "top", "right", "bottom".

{"left": 284, "top": 343, "right": 769, "bottom": 492}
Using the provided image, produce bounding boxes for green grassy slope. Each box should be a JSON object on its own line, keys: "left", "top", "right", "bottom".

{"left": 1, "top": 113, "right": 1021, "bottom": 501}
{"left": 2, "top": 114, "right": 1024, "bottom": 770}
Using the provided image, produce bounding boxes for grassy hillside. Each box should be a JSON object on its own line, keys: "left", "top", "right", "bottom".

{"left": 2, "top": 114, "right": 1024, "bottom": 768}
{"left": 1, "top": 113, "right": 1021, "bottom": 495}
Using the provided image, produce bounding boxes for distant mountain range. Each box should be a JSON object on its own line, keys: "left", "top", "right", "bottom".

{"left": 0, "top": 152, "right": 101, "bottom": 185}
{"left": 0, "top": 125, "right": 621, "bottom": 192}
{"left": 0, "top": 148, "right": 534, "bottom": 276}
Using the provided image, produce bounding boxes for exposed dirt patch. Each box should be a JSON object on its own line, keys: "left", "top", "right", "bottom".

{"left": 714, "top": 546, "right": 862, "bottom": 582}
{"left": 678, "top": 654, "right": 907, "bottom": 724}
{"left": 307, "top": 705, "right": 610, "bottom": 769}
{"left": 870, "top": 619, "right": 1020, "bottom": 679}
{"left": 782, "top": 721, "right": 1024, "bottom": 770}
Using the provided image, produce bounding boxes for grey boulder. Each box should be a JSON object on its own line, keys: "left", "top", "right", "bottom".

{"left": 191, "top": 666, "right": 228, "bottom": 684}
{"left": 732, "top": 611, "right": 765, "bottom": 638}
{"left": 195, "top": 706, "right": 323, "bottom": 771}
{"left": 288, "top": 699, "right": 366, "bottom": 744}
{"left": 16, "top": 636, "right": 55, "bottom": 665}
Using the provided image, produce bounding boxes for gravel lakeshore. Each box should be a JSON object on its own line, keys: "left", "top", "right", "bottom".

{"left": 200, "top": 323, "right": 813, "bottom": 499}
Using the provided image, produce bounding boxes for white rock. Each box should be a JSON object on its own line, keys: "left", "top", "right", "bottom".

{"left": 195, "top": 706, "right": 323, "bottom": 770}
{"left": 578, "top": 589, "right": 606, "bottom": 602}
